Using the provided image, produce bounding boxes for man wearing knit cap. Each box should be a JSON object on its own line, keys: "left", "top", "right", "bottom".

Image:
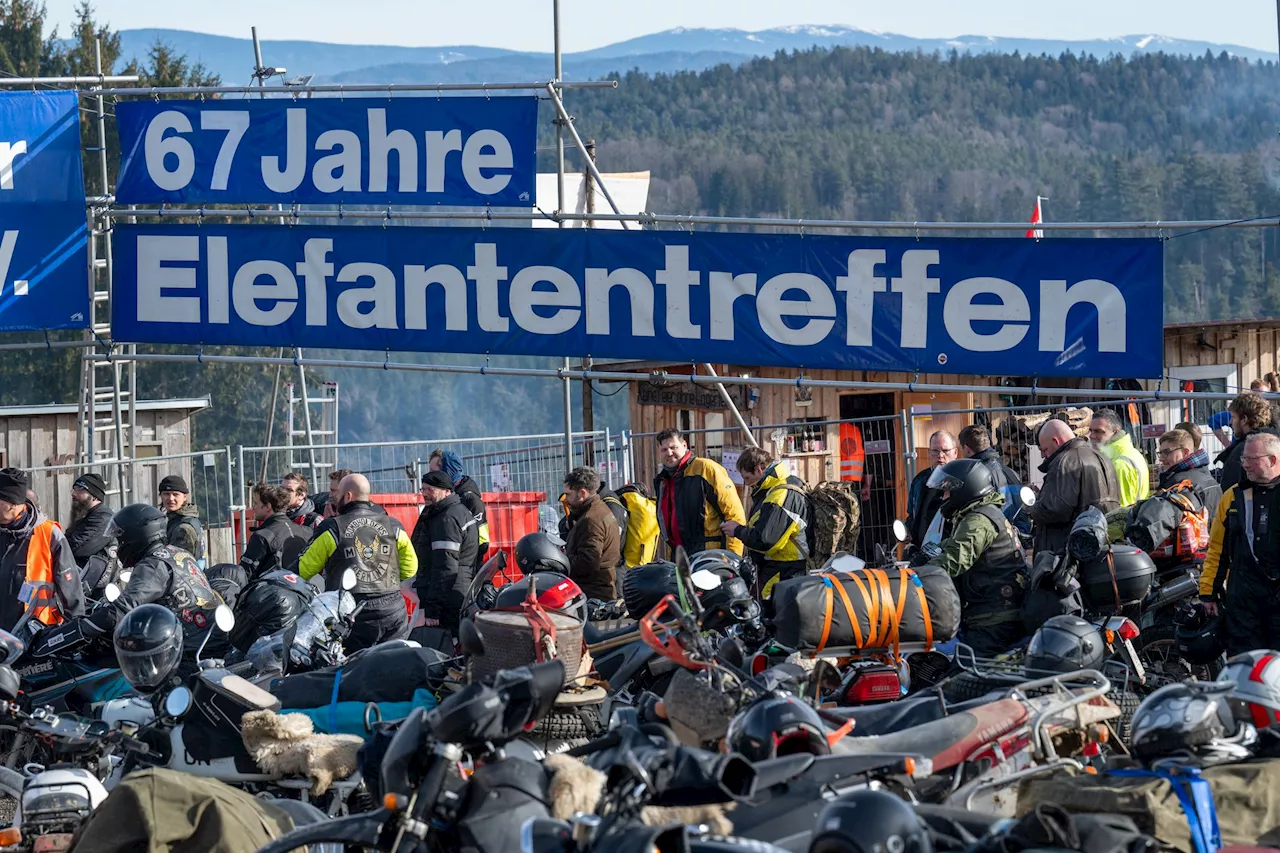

{"left": 158, "top": 474, "right": 205, "bottom": 565}
{"left": 0, "top": 468, "right": 83, "bottom": 634}
{"left": 429, "top": 449, "right": 489, "bottom": 570}
{"left": 65, "top": 473, "right": 115, "bottom": 569}
{"left": 410, "top": 469, "right": 479, "bottom": 636}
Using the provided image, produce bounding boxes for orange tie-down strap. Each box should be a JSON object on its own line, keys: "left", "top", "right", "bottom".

{"left": 815, "top": 568, "right": 932, "bottom": 654}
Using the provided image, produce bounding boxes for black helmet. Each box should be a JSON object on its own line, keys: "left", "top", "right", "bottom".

{"left": 809, "top": 789, "right": 933, "bottom": 853}
{"left": 926, "top": 459, "right": 995, "bottom": 519}
{"left": 726, "top": 694, "right": 831, "bottom": 763}
{"left": 689, "top": 548, "right": 755, "bottom": 589}
{"left": 514, "top": 533, "right": 569, "bottom": 576}
{"left": 1129, "top": 681, "right": 1255, "bottom": 764}
{"left": 494, "top": 571, "right": 587, "bottom": 622}
{"left": 113, "top": 604, "right": 184, "bottom": 693}
{"left": 109, "top": 503, "right": 168, "bottom": 567}
{"left": 1174, "top": 601, "right": 1224, "bottom": 666}
{"left": 1024, "top": 614, "right": 1106, "bottom": 674}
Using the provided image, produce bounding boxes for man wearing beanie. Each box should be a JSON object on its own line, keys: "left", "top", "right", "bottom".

{"left": 410, "top": 469, "right": 479, "bottom": 638}
{"left": 158, "top": 475, "right": 205, "bottom": 565}
{"left": 429, "top": 449, "right": 490, "bottom": 570}
{"left": 65, "top": 473, "right": 115, "bottom": 569}
{"left": 0, "top": 467, "right": 83, "bottom": 634}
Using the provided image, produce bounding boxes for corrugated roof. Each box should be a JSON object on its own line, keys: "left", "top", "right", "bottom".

{"left": 0, "top": 397, "right": 211, "bottom": 418}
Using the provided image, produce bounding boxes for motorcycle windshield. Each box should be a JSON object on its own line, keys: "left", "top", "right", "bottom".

{"left": 462, "top": 551, "right": 507, "bottom": 610}
{"left": 247, "top": 632, "right": 286, "bottom": 674}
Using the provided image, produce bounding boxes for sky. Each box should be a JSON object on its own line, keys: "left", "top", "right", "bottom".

{"left": 39, "top": 0, "right": 1280, "bottom": 54}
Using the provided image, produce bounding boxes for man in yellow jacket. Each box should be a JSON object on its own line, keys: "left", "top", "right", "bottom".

{"left": 1200, "top": 430, "right": 1280, "bottom": 656}
{"left": 721, "top": 447, "right": 809, "bottom": 600}
{"left": 1090, "top": 408, "right": 1151, "bottom": 507}
{"left": 653, "top": 428, "right": 745, "bottom": 557}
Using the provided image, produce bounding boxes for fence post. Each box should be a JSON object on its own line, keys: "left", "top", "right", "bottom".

{"left": 235, "top": 445, "right": 248, "bottom": 561}
{"left": 604, "top": 427, "right": 613, "bottom": 488}
{"left": 902, "top": 408, "right": 917, "bottom": 484}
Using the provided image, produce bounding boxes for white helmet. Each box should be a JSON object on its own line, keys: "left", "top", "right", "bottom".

{"left": 1220, "top": 649, "right": 1280, "bottom": 730}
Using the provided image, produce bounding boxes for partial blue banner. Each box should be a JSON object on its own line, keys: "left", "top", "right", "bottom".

{"left": 111, "top": 224, "right": 1164, "bottom": 378}
{"left": 115, "top": 97, "right": 538, "bottom": 207}
{"left": 0, "top": 91, "right": 89, "bottom": 331}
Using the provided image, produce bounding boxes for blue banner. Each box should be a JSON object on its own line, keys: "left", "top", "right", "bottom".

{"left": 115, "top": 98, "right": 538, "bottom": 207}
{"left": 0, "top": 92, "right": 90, "bottom": 331}
{"left": 111, "top": 224, "right": 1164, "bottom": 378}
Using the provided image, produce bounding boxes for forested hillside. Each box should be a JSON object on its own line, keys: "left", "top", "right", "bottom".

{"left": 561, "top": 48, "right": 1280, "bottom": 322}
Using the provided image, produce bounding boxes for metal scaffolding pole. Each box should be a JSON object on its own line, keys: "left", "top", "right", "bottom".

{"left": 702, "top": 364, "right": 759, "bottom": 448}
{"left": 554, "top": 0, "right": 573, "bottom": 473}
{"left": 86, "top": 350, "right": 1264, "bottom": 403}
{"left": 98, "top": 206, "right": 1280, "bottom": 233}
{"left": 0, "top": 75, "right": 138, "bottom": 86}
{"left": 85, "top": 80, "right": 615, "bottom": 97}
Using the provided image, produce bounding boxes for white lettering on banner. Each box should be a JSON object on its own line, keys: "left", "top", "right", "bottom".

{"left": 131, "top": 236, "right": 1131, "bottom": 358}
{"left": 0, "top": 231, "right": 16, "bottom": 287}
{"left": 0, "top": 141, "right": 27, "bottom": 190}
{"left": 139, "top": 107, "right": 518, "bottom": 197}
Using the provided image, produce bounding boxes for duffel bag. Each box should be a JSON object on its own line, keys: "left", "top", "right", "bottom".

{"left": 270, "top": 644, "right": 452, "bottom": 709}
{"left": 771, "top": 564, "right": 960, "bottom": 652}
{"left": 1019, "top": 761, "right": 1280, "bottom": 853}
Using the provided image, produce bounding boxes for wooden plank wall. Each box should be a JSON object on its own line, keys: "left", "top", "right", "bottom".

{"left": 0, "top": 409, "right": 198, "bottom": 528}
{"left": 1164, "top": 324, "right": 1280, "bottom": 388}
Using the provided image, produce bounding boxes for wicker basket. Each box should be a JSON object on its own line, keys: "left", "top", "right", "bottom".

{"left": 470, "top": 610, "right": 584, "bottom": 685}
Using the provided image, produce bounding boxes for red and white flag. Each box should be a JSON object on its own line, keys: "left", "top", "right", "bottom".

{"left": 1027, "top": 196, "right": 1044, "bottom": 239}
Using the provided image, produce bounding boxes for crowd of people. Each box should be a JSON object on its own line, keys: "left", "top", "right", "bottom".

{"left": 0, "top": 387, "right": 1274, "bottom": 670}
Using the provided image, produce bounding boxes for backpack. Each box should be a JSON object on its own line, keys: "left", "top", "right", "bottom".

{"left": 616, "top": 484, "right": 660, "bottom": 568}
{"left": 1124, "top": 479, "right": 1209, "bottom": 560}
{"left": 782, "top": 481, "right": 862, "bottom": 569}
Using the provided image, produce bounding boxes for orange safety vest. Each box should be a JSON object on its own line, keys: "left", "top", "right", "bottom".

{"left": 839, "top": 423, "right": 865, "bottom": 482}
{"left": 20, "top": 520, "right": 64, "bottom": 626}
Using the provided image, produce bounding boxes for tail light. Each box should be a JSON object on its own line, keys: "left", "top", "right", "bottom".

{"left": 751, "top": 654, "right": 769, "bottom": 676}
{"left": 1116, "top": 619, "right": 1140, "bottom": 640}
{"left": 842, "top": 667, "right": 902, "bottom": 704}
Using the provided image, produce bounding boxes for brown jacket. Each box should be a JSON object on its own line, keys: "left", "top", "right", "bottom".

{"left": 1029, "top": 437, "right": 1121, "bottom": 555}
{"left": 564, "top": 494, "right": 622, "bottom": 600}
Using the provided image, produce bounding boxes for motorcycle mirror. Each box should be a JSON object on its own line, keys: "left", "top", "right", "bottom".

{"left": 0, "top": 665, "right": 18, "bottom": 702}
{"left": 1020, "top": 486, "right": 1037, "bottom": 508}
{"left": 717, "top": 637, "right": 746, "bottom": 670}
{"left": 892, "top": 519, "right": 909, "bottom": 543}
{"left": 459, "top": 618, "right": 485, "bottom": 657}
{"left": 214, "top": 605, "right": 235, "bottom": 633}
{"left": 341, "top": 568, "right": 357, "bottom": 591}
{"left": 104, "top": 583, "right": 121, "bottom": 603}
{"left": 118, "top": 570, "right": 132, "bottom": 584}
{"left": 163, "top": 685, "right": 193, "bottom": 720}
{"left": 690, "top": 569, "right": 722, "bottom": 591}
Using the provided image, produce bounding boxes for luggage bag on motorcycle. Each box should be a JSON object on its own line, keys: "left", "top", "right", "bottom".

{"left": 1019, "top": 760, "right": 1280, "bottom": 853}
{"left": 772, "top": 564, "right": 960, "bottom": 651}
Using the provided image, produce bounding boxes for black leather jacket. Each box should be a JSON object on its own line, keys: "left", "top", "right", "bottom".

{"left": 114, "top": 544, "right": 223, "bottom": 652}
{"left": 65, "top": 503, "right": 115, "bottom": 568}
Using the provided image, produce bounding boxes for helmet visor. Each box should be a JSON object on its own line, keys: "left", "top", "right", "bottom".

{"left": 926, "top": 467, "right": 962, "bottom": 492}
{"left": 116, "top": 632, "right": 183, "bottom": 692}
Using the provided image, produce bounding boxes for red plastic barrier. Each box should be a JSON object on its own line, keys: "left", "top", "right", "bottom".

{"left": 483, "top": 491, "right": 546, "bottom": 585}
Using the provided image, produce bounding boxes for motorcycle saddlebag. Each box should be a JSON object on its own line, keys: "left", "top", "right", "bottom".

{"left": 270, "top": 644, "right": 453, "bottom": 709}
{"left": 184, "top": 668, "right": 281, "bottom": 764}
{"left": 1078, "top": 545, "right": 1157, "bottom": 611}
{"left": 1019, "top": 761, "right": 1280, "bottom": 853}
{"left": 453, "top": 756, "right": 553, "bottom": 853}
{"left": 771, "top": 564, "right": 960, "bottom": 651}
{"left": 229, "top": 571, "right": 315, "bottom": 653}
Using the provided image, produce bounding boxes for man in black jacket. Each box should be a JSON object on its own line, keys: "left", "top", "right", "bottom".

{"left": 65, "top": 473, "right": 114, "bottom": 568}
{"left": 282, "top": 472, "right": 322, "bottom": 530}
{"left": 411, "top": 471, "right": 479, "bottom": 636}
{"left": 298, "top": 473, "right": 418, "bottom": 651}
{"left": 1157, "top": 428, "right": 1223, "bottom": 525}
{"left": 958, "top": 425, "right": 1025, "bottom": 525}
{"left": 240, "top": 483, "right": 312, "bottom": 577}
{"left": 907, "top": 430, "right": 957, "bottom": 548}
{"left": 1217, "top": 392, "right": 1273, "bottom": 494}
{"left": 431, "top": 450, "right": 489, "bottom": 569}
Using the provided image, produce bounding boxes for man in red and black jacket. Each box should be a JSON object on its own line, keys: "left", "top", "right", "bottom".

{"left": 652, "top": 428, "right": 745, "bottom": 557}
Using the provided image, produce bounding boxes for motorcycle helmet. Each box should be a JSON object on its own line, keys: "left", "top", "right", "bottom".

{"left": 1219, "top": 649, "right": 1280, "bottom": 730}
{"left": 514, "top": 532, "right": 570, "bottom": 576}
{"left": 926, "top": 459, "right": 995, "bottom": 519}
{"left": 109, "top": 503, "right": 168, "bottom": 567}
{"left": 1173, "top": 601, "right": 1225, "bottom": 666}
{"left": 726, "top": 694, "right": 832, "bottom": 763}
{"left": 809, "top": 789, "right": 933, "bottom": 853}
{"left": 1024, "top": 615, "right": 1106, "bottom": 674}
{"left": 690, "top": 548, "right": 756, "bottom": 589}
{"left": 113, "top": 604, "right": 184, "bottom": 693}
{"left": 493, "top": 571, "right": 587, "bottom": 623}
{"left": 621, "top": 561, "right": 678, "bottom": 620}
{"left": 1129, "top": 681, "right": 1256, "bottom": 764}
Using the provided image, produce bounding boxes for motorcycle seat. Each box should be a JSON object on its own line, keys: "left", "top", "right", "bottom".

{"left": 831, "top": 698, "right": 1028, "bottom": 771}
{"left": 825, "top": 692, "right": 1001, "bottom": 737}
{"left": 582, "top": 621, "right": 639, "bottom": 645}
